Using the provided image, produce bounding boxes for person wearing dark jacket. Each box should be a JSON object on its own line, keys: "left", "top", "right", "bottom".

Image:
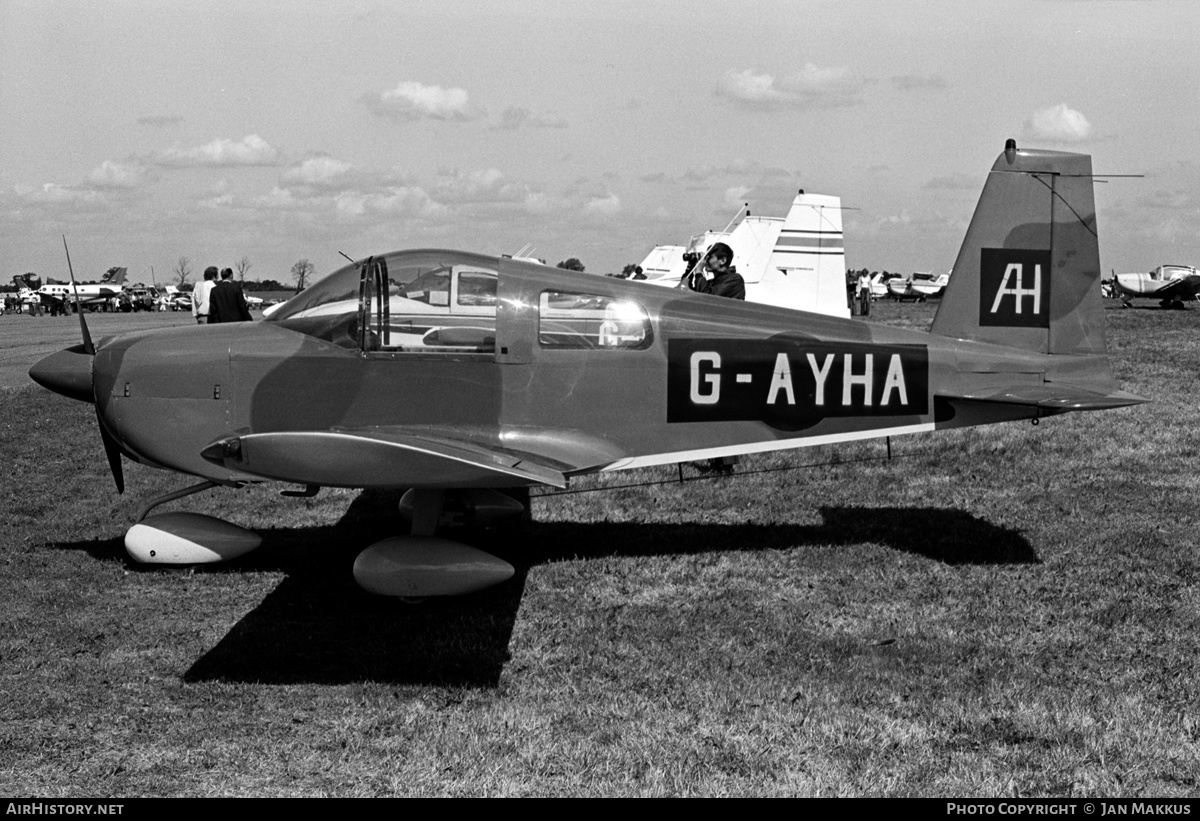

{"left": 681, "top": 242, "right": 745, "bottom": 300}
{"left": 208, "top": 267, "right": 253, "bottom": 323}
{"left": 681, "top": 241, "right": 745, "bottom": 475}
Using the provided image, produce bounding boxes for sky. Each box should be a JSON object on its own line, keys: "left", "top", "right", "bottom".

{"left": 2, "top": 0, "right": 1198, "bottom": 287}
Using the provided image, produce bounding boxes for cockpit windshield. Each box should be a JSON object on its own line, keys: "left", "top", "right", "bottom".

{"left": 268, "top": 250, "right": 499, "bottom": 321}
{"left": 1156, "top": 265, "right": 1197, "bottom": 282}
{"left": 267, "top": 248, "right": 652, "bottom": 356}
{"left": 266, "top": 250, "right": 502, "bottom": 351}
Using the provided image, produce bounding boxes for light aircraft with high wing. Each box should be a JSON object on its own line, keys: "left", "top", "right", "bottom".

{"left": 887, "top": 270, "right": 951, "bottom": 302}
{"left": 869, "top": 273, "right": 896, "bottom": 300}
{"left": 1112, "top": 264, "right": 1200, "bottom": 308}
{"left": 635, "top": 190, "right": 851, "bottom": 318}
{"left": 29, "top": 140, "right": 1145, "bottom": 599}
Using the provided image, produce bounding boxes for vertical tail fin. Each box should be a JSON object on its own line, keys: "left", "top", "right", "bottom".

{"left": 769, "top": 191, "right": 849, "bottom": 318}
{"left": 930, "top": 140, "right": 1105, "bottom": 355}
{"left": 102, "top": 266, "right": 128, "bottom": 285}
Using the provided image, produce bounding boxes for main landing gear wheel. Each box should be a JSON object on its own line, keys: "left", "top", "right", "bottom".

{"left": 352, "top": 488, "right": 520, "bottom": 598}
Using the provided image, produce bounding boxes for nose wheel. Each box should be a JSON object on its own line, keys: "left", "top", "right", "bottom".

{"left": 124, "top": 480, "right": 262, "bottom": 564}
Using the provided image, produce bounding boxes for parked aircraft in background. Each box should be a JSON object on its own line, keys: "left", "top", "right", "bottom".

{"left": 11, "top": 273, "right": 42, "bottom": 309}
{"left": 1112, "top": 264, "right": 1200, "bottom": 308}
{"left": 156, "top": 284, "right": 191, "bottom": 312}
{"left": 634, "top": 191, "right": 850, "bottom": 318}
{"left": 888, "top": 271, "right": 951, "bottom": 302}
{"left": 36, "top": 267, "right": 128, "bottom": 309}
{"left": 869, "top": 273, "right": 897, "bottom": 300}
{"left": 29, "top": 140, "right": 1144, "bottom": 600}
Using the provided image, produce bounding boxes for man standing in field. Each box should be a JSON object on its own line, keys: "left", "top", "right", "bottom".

{"left": 192, "top": 267, "right": 217, "bottom": 325}
{"left": 208, "top": 267, "right": 253, "bottom": 323}
{"left": 857, "top": 270, "right": 872, "bottom": 317}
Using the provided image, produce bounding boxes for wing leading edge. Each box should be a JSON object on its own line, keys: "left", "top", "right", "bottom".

{"left": 200, "top": 428, "right": 568, "bottom": 489}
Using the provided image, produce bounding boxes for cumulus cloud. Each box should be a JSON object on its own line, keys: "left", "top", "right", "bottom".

{"left": 1023, "top": 104, "right": 1092, "bottom": 142}
{"left": 785, "top": 63, "right": 856, "bottom": 92}
{"left": 155, "top": 134, "right": 281, "bottom": 167}
{"left": 582, "top": 193, "right": 621, "bottom": 217}
{"left": 718, "top": 69, "right": 790, "bottom": 105}
{"left": 366, "top": 80, "right": 478, "bottom": 121}
{"left": 6, "top": 161, "right": 150, "bottom": 218}
{"left": 87, "top": 160, "right": 152, "bottom": 189}
{"left": 333, "top": 186, "right": 445, "bottom": 219}
{"left": 281, "top": 154, "right": 354, "bottom": 188}
{"left": 522, "top": 191, "right": 559, "bottom": 215}
{"left": 12, "top": 182, "right": 107, "bottom": 207}
{"left": 496, "top": 106, "right": 569, "bottom": 130}
{"left": 255, "top": 187, "right": 307, "bottom": 210}
{"left": 717, "top": 65, "right": 864, "bottom": 109}
{"left": 433, "top": 167, "right": 534, "bottom": 205}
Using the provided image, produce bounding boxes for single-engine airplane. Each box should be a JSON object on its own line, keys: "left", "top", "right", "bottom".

{"left": 887, "top": 271, "right": 951, "bottom": 302}
{"left": 1112, "top": 264, "right": 1200, "bottom": 309}
{"left": 30, "top": 140, "right": 1145, "bottom": 598}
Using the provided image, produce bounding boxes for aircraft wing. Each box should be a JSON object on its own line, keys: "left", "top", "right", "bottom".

{"left": 1152, "top": 276, "right": 1200, "bottom": 302}
{"left": 942, "top": 384, "right": 1147, "bottom": 411}
{"left": 200, "top": 427, "right": 568, "bottom": 489}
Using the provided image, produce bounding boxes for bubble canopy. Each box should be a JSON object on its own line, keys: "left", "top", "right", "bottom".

{"left": 264, "top": 248, "right": 652, "bottom": 354}
{"left": 266, "top": 249, "right": 502, "bottom": 323}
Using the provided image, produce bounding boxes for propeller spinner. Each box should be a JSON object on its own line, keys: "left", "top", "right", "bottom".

{"left": 27, "top": 238, "right": 125, "bottom": 493}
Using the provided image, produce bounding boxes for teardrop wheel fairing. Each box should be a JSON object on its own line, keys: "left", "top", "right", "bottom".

{"left": 125, "top": 512, "right": 262, "bottom": 564}
{"left": 353, "top": 537, "right": 515, "bottom": 598}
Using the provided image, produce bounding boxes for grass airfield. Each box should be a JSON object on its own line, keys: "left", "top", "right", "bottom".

{"left": 1, "top": 300, "right": 1197, "bottom": 797}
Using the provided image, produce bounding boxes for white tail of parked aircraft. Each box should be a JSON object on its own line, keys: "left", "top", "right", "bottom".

{"left": 635, "top": 191, "right": 850, "bottom": 318}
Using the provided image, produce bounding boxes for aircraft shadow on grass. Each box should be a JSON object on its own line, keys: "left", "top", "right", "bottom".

{"left": 58, "top": 488, "right": 1035, "bottom": 686}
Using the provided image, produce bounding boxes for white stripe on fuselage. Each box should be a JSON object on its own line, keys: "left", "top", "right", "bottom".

{"left": 591, "top": 421, "right": 936, "bottom": 473}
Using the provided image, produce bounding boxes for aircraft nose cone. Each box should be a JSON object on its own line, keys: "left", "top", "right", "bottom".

{"left": 29, "top": 344, "right": 94, "bottom": 403}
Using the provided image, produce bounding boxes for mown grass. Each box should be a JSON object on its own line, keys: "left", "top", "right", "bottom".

{"left": 1, "top": 301, "right": 1197, "bottom": 796}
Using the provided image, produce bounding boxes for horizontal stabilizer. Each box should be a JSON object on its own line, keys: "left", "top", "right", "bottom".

{"left": 201, "top": 427, "right": 567, "bottom": 489}
{"left": 943, "top": 384, "right": 1147, "bottom": 411}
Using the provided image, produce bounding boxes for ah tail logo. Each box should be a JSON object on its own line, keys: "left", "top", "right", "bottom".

{"left": 979, "top": 248, "right": 1051, "bottom": 328}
